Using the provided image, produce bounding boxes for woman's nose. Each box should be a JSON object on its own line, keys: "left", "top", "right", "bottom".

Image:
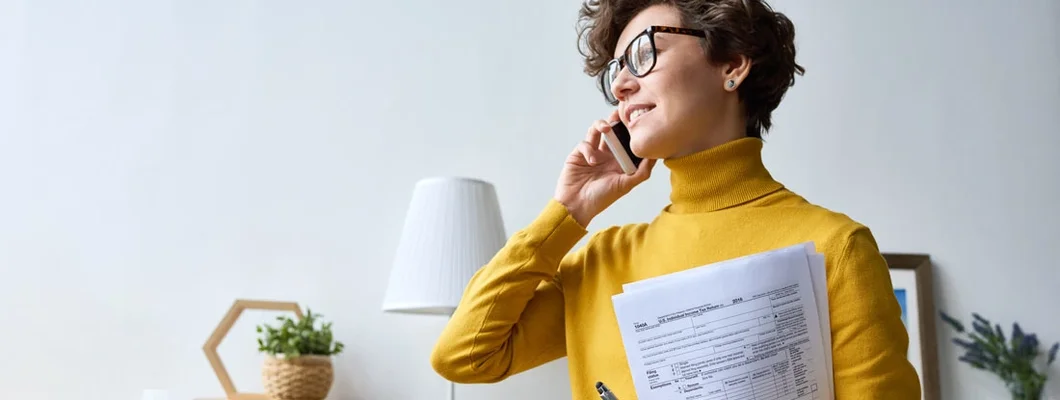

{"left": 610, "top": 68, "right": 638, "bottom": 102}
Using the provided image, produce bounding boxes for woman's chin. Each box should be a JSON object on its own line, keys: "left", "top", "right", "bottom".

{"left": 630, "top": 130, "right": 669, "bottom": 156}
{"left": 630, "top": 141, "right": 664, "bottom": 161}
{"left": 630, "top": 124, "right": 682, "bottom": 160}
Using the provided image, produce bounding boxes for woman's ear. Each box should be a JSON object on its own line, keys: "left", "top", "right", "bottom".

{"left": 722, "top": 55, "right": 752, "bottom": 91}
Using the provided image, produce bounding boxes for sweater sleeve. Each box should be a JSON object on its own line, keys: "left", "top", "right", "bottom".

{"left": 429, "top": 198, "right": 588, "bottom": 383}
{"left": 829, "top": 227, "right": 922, "bottom": 399}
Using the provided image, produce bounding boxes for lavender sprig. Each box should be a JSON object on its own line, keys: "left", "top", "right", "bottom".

{"left": 939, "top": 311, "right": 1055, "bottom": 400}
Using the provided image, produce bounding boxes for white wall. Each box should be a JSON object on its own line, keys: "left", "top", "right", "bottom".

{"left": 0, "top": 0, "right": 1056, "bottom": 399}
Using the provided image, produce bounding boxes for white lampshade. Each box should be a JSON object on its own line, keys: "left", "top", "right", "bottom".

{"left": 382, "top": 177, "right": 507, "bottom": 315}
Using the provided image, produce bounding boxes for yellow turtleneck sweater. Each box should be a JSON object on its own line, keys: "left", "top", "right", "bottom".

{"left": 430, "top": 138, "right": 921, "bottom": 399}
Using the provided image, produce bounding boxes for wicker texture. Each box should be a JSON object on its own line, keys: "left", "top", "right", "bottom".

{"left": 262, "top": 355, "right": 334, "bottom": 400}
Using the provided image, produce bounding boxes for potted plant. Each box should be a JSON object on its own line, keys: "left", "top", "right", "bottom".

{"left": 940, "top": 311, "right": 1058, "bottom": 400}
{"left": 256, "top": 309, "right": 345, "bottom": 400}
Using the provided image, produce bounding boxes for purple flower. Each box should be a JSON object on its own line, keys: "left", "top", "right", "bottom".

{"left": 973, "top": 313, "right": 991, "bottom": 327}
{"left": 1011, "top": 323, "right": 1025, "bottom": 349}
{"left": 973, "top": 319, "right": 993, "bottom": 337}
{"left": 1020, "top": 334, "right": 1039, "bottom": 357}
{"left": 952, "top": 338, "right": 977, "bottom": 351}
{"left": 1048, "top": 342, "right": 1058, "bottom": 365}
{"left": 940, "top": 311, "right": 965, "bottom": 333}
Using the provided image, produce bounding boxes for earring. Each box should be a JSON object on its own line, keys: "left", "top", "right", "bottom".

{"left": 726, "top": 79, "right": 736, "bottom": 89}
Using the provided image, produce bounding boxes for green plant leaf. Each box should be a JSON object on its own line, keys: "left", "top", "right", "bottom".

{"left": 254, "top": 306, "right": 344, "bottom": 356}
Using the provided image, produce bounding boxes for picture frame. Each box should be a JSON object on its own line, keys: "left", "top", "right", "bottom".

{"left": 201, "top": 299, "right": 305, "bottom": 400}
{"left": 882, "top": 253, "right": 940, "bottom": 400}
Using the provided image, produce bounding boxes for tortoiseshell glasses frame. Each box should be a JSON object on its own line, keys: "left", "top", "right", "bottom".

{"left": 599, "top": 25, "right": 707, "bottom": 105}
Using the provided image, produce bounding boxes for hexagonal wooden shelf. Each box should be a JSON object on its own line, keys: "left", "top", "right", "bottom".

{"left": 202, "top": 299, "right": 305, "bottom": 400}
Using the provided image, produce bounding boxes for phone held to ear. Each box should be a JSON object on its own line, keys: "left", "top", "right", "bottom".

{"left": 601, "top": 120, "right": 642, "bottom": 175}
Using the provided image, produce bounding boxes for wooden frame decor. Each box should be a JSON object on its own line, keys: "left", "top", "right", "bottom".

{"left": 882, "top": 253, "right": 939, "bottom": 400}
{"left": 202, "top": 299, "right": 304, "bottom": 400}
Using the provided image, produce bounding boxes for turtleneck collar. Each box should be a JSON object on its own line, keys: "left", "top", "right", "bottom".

{"left": 663, "top": 137, "right": 784, "bottom": 214}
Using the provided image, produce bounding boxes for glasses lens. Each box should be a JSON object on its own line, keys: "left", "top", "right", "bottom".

{"left": 628, "top": 34, "right": 654, "bottom": 76}
{"left": 601, "top": 60, "right": 620, "bottom": 104}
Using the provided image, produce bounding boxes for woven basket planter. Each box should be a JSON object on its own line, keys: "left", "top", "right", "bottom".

{"left": 262, "top": 354, "right": 334, "bottom": 400}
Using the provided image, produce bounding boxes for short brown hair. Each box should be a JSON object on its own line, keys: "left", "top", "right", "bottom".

{"left": 577, "top": 0, "right": 805, "bottom": 138}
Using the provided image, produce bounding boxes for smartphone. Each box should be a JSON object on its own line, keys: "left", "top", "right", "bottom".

{"left": 602, "top": 120, "right": 642, "bottom": 175}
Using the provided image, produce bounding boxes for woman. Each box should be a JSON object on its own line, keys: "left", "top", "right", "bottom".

{"left": 430, "top": 0, "right": 920, "bottom": 398}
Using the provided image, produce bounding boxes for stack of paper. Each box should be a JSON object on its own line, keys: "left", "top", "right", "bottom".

{"left": 611, "top": 242, "right": 834, "bottom": 400}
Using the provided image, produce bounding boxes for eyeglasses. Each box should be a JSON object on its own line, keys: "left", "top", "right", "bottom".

{"left": 598, "top": 25, "right": 706, "bottom": 105}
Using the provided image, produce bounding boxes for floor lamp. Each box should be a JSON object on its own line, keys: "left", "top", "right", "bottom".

{"left": 381, "top": 177, "right": 507, "bottom": 400}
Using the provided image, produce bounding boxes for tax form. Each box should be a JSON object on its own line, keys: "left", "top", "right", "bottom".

{"left": 612, "top": 243, "right": 833, "bottom": 400}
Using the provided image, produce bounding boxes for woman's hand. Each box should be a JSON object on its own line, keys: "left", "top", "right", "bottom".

{"left": 553, "top": 110, "right": 657, "bottom": 227}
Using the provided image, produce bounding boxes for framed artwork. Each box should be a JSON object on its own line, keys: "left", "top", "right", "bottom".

{"left": 882, "top": 253, "right": 939, "bottom": 400}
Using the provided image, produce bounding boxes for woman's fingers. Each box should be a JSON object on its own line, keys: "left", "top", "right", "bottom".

{"left": 624, "top": 158, "right": 657, "bottom": 186}
{"left": 592, "top": 120, "right": 613, "bottom": 152}
{"left": 585, "top": 121, "right": 606, "bottom": 151}
{"left": 574, "top": 140, "right": 599, "bottom": 165}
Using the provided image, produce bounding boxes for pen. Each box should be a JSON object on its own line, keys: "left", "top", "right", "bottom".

{"left": 595, "top": 381, "right": 619, "bottom": 400}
